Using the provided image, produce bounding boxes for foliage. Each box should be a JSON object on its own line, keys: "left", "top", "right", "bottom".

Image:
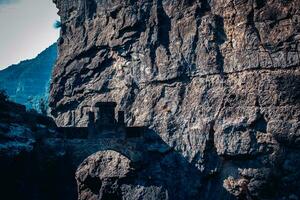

{"left": 39, "top": 98, "right": 48, "bottom": 115}
{"left": 0, "top": 89, "right": 8, "bottom": 102}
{"left": 53, "top": 20, "right": 62, "bottom": 29}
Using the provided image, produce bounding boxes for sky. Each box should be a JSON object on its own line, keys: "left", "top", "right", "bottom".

{"left": 0, "top": 0, "right": 60, "bottom": 69}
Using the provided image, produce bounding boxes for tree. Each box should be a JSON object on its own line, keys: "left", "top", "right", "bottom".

{"left": 39, "top": 98, "right": 48, "bottom": 115}
{"left": 53, "top": 20, "right": 62, "bottom": 29}
{"left": 0, "top": 89, "right": 8, "bottom": 102}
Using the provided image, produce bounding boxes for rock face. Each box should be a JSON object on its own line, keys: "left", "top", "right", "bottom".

{"left": 0, "top": 43, "right": 57, "bottom": 111}
{"left": 74, "top": 126, "right": 210, "bottom": 200}
{"left": 76, "top": 150, "right": 169, "bottom": 200}
{"left": 76, "top": 151, "right": 133, "bottom": 200}
{"left": 51, "top": 0, "right": 300, "bottom": 199}
{"left": 75, "top": 148, "right": 199, "bottom": 200}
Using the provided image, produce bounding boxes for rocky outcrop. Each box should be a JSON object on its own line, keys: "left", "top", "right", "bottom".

{"left": 0, "top": 96, "right": 76, "bottom": 200}
{"left": 76, "top": 151, "right": 133, "bottom": 200}
{"left": 73, "top": 135, "right": 200, "bottom": 200}
{"left": 76, "top": 150, "right": 169, "bottom": 200}
{"left": 0, "top": 96, "right": 204, "bottom": 200}
{"left": 0, "top": 43, "right": 57, "bottom": 111}
{"left": 51, "top": 0, "right": 300, "bottom": 199}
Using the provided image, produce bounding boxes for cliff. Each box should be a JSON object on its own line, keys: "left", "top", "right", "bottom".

{"left": 50, "top": 0, "right": 300, "bottom": 199}
{"left": 0, "top": 43, "right": 57, "bottom": 111}
{"left": 0, "top": 94, "right": 192, "bottom": 200}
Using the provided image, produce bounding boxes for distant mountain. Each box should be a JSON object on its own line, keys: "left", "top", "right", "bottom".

{"left": 0, "top": 43, "right": 57, "bottom": 111}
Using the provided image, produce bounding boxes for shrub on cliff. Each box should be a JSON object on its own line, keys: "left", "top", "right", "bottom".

{"left": 39, "top": 98, "right": 48, "bottom": 115}
{"left": 0, "top": 89, "right": 8, "bottom": 102}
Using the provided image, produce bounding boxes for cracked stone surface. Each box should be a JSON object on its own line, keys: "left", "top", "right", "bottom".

{"left": 76, "top": 150, "right": 170, "bottom": 200}
{"left": 50, "top": 0, "right": 300, "bottom": 199}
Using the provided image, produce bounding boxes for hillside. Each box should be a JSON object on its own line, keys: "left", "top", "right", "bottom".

{"left": 0, "top": 43, "right": 57, "bottom": 111}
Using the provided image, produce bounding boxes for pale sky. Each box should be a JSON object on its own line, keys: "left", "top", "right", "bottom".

{"left": 0, "top": 0, "right": 59, "bottom": 69}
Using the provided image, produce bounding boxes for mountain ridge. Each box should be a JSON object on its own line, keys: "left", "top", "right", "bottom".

{"left": 0, "top": 43, "right": 57, "bottom": 111}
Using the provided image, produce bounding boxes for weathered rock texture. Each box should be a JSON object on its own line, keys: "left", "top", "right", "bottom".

{"left": 76, "top": 150, "right": 168, "bottom": 200}
{"left": 50, "top": 0, "right": 300, "bottom": 199}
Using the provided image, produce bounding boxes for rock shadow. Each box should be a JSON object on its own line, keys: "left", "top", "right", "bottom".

{"left": 74, "top": 127, "right": 232, "bottom": 200}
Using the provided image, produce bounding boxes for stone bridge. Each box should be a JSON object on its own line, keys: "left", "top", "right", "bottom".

{"left": 62, "top": 137, "right": 146, "bottom": 168}
{"left": 52, "top": 102, "right": 150, "bottom": 168}
{"left": 41, "top": 102, "right": 201, "bottom": 199}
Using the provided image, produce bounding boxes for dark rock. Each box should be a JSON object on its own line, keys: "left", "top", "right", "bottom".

{"left": 0, "top": 98, "right": 72, "bottom": 200}
{"left": 48, "top": 0, "right": 300, "bottom": 199}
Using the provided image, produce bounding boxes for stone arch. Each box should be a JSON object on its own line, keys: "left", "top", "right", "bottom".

{"left": 65, "top": 139, "right": 143, "bottom": 169}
